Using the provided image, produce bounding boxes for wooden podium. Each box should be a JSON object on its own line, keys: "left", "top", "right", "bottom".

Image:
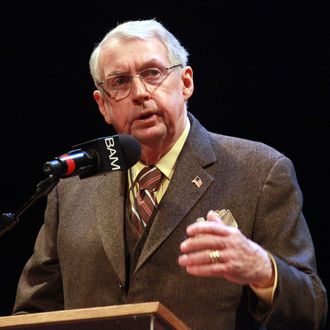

{"left": 0, "top": 302, "right": 190, "bottom": 330}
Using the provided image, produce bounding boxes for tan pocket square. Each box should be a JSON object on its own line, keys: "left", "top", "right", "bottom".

{"left": 196, "top": 209, "right": 238, "bottom": 228}
{"left": 215, "top": 209, "right": 238, "bottom": 228}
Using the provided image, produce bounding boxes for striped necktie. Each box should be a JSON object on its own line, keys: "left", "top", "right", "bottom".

{"left": 130, "top": 166, "right": 163, "bottom": 239}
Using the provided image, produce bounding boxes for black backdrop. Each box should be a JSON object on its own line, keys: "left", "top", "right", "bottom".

{"left": 0, "top": 0, "right": 329, "bottom": 326}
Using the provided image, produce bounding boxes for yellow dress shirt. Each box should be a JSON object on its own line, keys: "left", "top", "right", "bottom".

{"left": 128, "top": 119, "right": 190, "bottom": 205}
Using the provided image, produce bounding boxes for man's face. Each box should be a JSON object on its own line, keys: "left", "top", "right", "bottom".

{"left": 93, "top": 37, "right": 194, "bottom": 153}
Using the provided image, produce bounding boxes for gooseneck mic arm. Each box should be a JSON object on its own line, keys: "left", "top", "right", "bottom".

{"left": 0, "top": 175, "right": 59, "bottom": 237}
{"left": 0, "top": 134, "right": 141, "bottom": 237}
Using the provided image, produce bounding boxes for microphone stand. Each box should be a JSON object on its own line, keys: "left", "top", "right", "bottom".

{"left": 0, "top": 175, "right": 59, "bottom": 237}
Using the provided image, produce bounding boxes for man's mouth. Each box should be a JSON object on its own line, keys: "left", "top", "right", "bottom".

{"left": 137, "top": 112, "right": 156, "bottom": 121}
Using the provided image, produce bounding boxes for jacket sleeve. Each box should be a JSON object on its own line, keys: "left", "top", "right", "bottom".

{"left": 12, "top": 186, "right": 64, "bottom": 314}
{"left": 248, "top": 156, "right": 328, "bottom": 329}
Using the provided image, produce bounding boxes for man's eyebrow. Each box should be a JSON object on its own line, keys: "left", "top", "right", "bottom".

{"left": 104, "top": 59, "right": 167, "bottom": 78}
{"left": 105, "top": 70, "right": 128, "bottom": 78}
{"left": 139, "top": 59, "right": 166, "bottom": 69}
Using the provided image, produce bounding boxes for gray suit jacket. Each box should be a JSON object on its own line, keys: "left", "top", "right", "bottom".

{"left": 13, "top": 113, "right": 327, "bottom": 329}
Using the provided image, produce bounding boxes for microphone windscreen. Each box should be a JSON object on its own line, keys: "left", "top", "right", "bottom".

{"left": 118, "top": 134, "right": 141, "bottom": 169}
{"left": 44, "top": 134, "right": 142, "bottom": 179}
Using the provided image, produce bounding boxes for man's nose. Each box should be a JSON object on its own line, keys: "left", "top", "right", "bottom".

{"left": 130, "top": 75, "right": 150, "bottom": 100}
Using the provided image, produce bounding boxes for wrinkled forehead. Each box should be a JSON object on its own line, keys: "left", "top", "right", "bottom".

{"left": 99, "top": 37, "right": 171, "bottom": 71}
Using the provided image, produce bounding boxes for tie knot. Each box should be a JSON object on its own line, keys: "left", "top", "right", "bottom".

{"left": 138, "top": 166, "right": 163, "bottom": 192}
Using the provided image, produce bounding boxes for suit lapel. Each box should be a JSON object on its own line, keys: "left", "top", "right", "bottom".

{"left": 95, "top": 171, "right": 127, "bottom": 286}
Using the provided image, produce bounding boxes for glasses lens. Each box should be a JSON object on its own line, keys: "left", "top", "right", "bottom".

{"left": 140, "top": 68, "right": 165, "bottom": 84}
{"left": 101, "top": 65, "right": 179, "bottom": 100}
{"left": 103, "top": 74, "right": 131, "bottom": 100}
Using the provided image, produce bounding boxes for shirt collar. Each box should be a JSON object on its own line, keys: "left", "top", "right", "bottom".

{"left": 130, "top": 118, "right": 191, "bottom": 183}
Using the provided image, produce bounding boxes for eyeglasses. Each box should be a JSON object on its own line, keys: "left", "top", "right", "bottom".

{"left": 98, "top": 64, "right": 182, "bottom": 100}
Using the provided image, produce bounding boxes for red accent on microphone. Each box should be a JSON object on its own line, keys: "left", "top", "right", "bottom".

{"left": 60, "top": 154, "right": 76, "bottom": 176}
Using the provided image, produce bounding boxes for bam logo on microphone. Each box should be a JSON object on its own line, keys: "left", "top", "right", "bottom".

{"left": 104, "top": 138, "right": 121, "bottom": 170}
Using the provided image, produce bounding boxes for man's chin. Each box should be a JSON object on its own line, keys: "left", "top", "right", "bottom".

{"left": 132, "top": 126, "right": 165, "bottom": 143}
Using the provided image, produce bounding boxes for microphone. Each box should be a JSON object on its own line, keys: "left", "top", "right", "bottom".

{"left": 43, "top": 134, "right": 141, "bottom": 179}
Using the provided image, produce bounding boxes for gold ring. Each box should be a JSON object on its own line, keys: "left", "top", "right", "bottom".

{"left": 209, "top": 250, "right": 221, "bottom": 264}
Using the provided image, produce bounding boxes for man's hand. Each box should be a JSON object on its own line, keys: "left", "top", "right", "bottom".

{"left": 178, "top": 210, "right": 274, "bottom": 287}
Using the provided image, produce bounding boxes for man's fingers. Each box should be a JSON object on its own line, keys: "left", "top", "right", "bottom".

{"left": 186, "top": 219, "right": 234, "bottom": 237}
{"left": 180, "top": 234, "right": 227, "bottom": 253}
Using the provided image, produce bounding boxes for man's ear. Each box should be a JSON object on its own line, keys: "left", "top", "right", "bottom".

{"left": 93, "top": 90, "right": 112, "bottom": 124}
{"left": 181, "top": 66, "right": 194, "bottom": 101}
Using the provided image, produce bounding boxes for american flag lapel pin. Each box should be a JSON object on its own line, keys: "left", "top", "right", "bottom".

{"left": 191, "top": 176, "right": 203, "bottom": 188}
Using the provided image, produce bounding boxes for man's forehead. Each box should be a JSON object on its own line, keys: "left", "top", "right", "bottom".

{"left": 100, "top": 38, "right": 170, "bottom": 70}
{"left": 102, "top": 37, "right": 168, "bottom": 58}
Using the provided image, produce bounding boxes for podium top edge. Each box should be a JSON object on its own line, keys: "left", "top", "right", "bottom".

{"left": 0, "top": 302, "right": 190, "bottom": 330}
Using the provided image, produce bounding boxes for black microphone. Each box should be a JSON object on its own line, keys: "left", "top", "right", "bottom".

{"left": 43, "top": 134, "right": 141, "bottom": 179}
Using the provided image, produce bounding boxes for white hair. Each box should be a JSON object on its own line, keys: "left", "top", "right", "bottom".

{"left": 89, "top": 19, "right": 189, "bottom": 87}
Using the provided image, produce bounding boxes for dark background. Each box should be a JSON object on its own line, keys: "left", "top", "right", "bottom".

{"left": 0, "top": 0, "right": 329, "bottom": 327}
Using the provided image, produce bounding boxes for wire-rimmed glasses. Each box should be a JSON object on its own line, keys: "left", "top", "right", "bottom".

{"left": 97, "top": 64, "right": 182, "bottom": 100}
